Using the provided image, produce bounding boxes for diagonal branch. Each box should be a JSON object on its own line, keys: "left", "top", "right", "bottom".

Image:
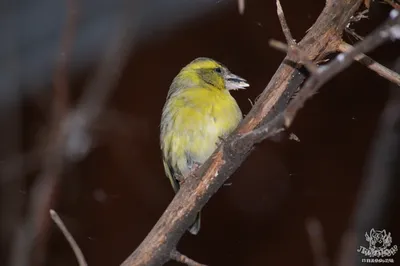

{"left": 383, "top": 0, "right": 400, "bottom": 10}
{"left": 238, "top": 0, "right": 245, "bottom": 15}
{"left": 276, "top": 0, "right": 296, "bottom": 46}
{"left": 306, "top": 218, "right": 330, "bottom": 266}
{"left": 120, "top": 1, "right": 365, "bottom": 265}
{"left": 338, "top": 41, "right": 400, "bottom": 86}
{"left": 170, "top": 250, "right": 207, "bottom": 266}
{"left": 50, "top": 210, "right": 87, "bottom": 266}
{"left": 275, "top": 0, "right": 318, "bottom": 74}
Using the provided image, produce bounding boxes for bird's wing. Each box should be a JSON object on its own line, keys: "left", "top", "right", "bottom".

{"left": 163, "top": 159, "right": 180, "bottom": 193}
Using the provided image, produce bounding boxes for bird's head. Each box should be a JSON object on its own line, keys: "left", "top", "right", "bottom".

{"left": 177, "top": 57, "right": 249, "bottom": 91}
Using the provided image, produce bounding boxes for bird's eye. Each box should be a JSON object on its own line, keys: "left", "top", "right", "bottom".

{"left": 215, "top": 67, "right": 222, "bottom": 74}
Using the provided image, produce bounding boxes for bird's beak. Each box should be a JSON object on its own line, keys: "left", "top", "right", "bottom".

{"left": 225, "top": 73, "right": 249, "bottom": 90}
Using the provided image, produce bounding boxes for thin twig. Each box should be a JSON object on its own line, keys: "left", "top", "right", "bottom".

{"left": 345, "top": 27, "right": 364, "bottom": 41}
{"left": 350, "top": 9, "right": 369, "bottom": 23}
{"left": 238, "top": 0, "right": 245, "bottom": 15}
{"left": 274, "top": 0, "right": 319, "bottom": 73}
{"left": 383, "top": 0, "right": 400, "bottom": 10}
{"left": 268, "top": 39, "right": 289, "bottom": 53}
{"left": 305, "top": 218, "right": 330, "bottom": 266}
{"left": 235, "top": 123, "right": 284, "bottom": 145}
{"left": 50, "top": 209, "right": 87, "bottom": 266}
{"left": 276, "top": 0, "right": 296, "bottom": 45}
{"left": 339, "top": 41, "right": 400, "bottom": 86}
{"left": 269, "top": 39, "right": 318, "bottom": 73}
{"left": 170, "top": 250, "right": 207, "bottom": 266}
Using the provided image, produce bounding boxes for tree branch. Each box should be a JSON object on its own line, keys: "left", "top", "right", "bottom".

{"left": 237, "top": 0, "right": 245, "bottom": 15}
{"left": 120, "top": 1, "right": 366, "bottom": 265}
{"left": 276, "top": 0, "right": 296, "bottom": 46}
{"left": 305, "top": 218, "right": 329, "bottom": 266}
{"left": 50, "top": 209, "right": 87, "bottom": 266}
{"left": 274, "top": 0, "right": 318, "bottom": 74}
{"left": 383, "top": 0, "right": 400, "bottom": 10}
{"left": 170, "top": 250, "right": 207, "bottom": 266}
{"left": 338, "top": 41, "right": 400, "bottom": 86}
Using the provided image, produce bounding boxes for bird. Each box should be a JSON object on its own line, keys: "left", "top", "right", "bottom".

{"left": 160, "top": 57, "right": 249, "bottom": 235}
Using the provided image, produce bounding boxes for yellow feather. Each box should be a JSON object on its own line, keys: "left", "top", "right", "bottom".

{"left": 160, "top": 57, "right": 248, "bottom": 235}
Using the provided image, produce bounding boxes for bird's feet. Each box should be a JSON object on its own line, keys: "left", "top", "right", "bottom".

{"left": 177, "top": 163, "right": 201, "bottom": 185}
{"left": 176, "top": 174, "right": 185, "bottom": 183}
{"left": 190, "top": 163, "right": 201, "bottom": 174}
{"left": 218, "top": 136, "right": 227, "bottom": 145}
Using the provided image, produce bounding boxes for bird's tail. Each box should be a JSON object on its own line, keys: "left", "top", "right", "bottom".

{"left": 188, "top": 211, "right": 201, "bottom": 235}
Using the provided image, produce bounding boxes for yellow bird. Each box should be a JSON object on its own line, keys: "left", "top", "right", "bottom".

{"left": 160, "top": 57, "right": 249, "bottom": 235}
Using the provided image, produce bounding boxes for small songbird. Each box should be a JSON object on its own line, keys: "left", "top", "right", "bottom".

{"left": 160, "top": 57, "right": 249, "bottom": 235}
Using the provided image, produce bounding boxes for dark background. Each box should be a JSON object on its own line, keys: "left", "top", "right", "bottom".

{"left": 0, "top": 0, "right": 399, "bottom": 265}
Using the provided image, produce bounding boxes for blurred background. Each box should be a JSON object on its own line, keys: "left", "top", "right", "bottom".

{"left": 0, "top": 0, "right": 399, "bottom": 265}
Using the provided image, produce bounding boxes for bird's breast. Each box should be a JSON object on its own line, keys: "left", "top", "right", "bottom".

{"left": 161, "top": 87, "right": 242, "bottom": 176}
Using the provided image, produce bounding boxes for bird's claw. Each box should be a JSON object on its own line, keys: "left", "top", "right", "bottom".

{"left": 218, "top": 136, "right": 227, "bottom": 144}
{"left": 176, "top": 174, "right": 185, "bottom": 183}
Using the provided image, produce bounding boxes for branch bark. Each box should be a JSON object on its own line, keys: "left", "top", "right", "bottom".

{"left": 120, "top": 1, "right": 365, "bottom": 265}
{"left": 339, "top": 41, "right": 400, "bottom": 86}
{"left": 306, "top": 218, "right": 329, "bottom": 266}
